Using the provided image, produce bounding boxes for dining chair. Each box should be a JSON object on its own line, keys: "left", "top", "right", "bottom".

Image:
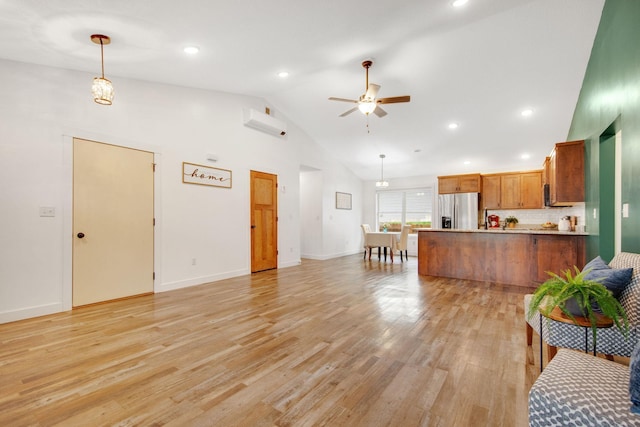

{"left": 361, "top": 224, "right": 372, "bottom": 260}
{"left": 395, "top": 225, "right": 411, "bottom": 262}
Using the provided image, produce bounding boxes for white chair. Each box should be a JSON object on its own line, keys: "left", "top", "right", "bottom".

{"left": 361, "top": 224, "right": 373, "bottom": 260}
{"left": 395, "top": 225, "right": 411, "bottom": 262}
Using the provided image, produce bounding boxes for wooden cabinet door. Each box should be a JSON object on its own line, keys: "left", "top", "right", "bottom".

{"left": 549, "top": 140, "right": 584, "bottom": 206}
{"left": 458, "top": 175, "right": 480, "bottom": 193}
{"left": 500, "top": 174, "right": 521, "bottom": 209}
{"left": 520, "top": 172, "right": 542, "bottom": 208}
{"left": 481, "top": 175, "right": 501, "bottom": 209}
{"left": 553, "top": 140, "right": 585, "bottom": 205}
{"left": 438, "top": 176, "right": 459, "bottom": 194}
{"left": 533, "top": 235, "right": 585, "bottom": 282}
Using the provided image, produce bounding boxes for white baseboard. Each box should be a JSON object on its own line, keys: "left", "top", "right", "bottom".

{"left": 157, "top": 268, "right": 249, "bottom": 293}
{"left": 0, "top": 302, "right": 65, "bottom": 324}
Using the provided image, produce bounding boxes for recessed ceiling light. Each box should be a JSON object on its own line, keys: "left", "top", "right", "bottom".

{"left": 452, "top": 0, "right": 469, "bottom": 7}
{"left": 463, "top": 160, "right": 471, "bottom": 165}
{"left": 448, "top": 122, "right": 459, "bottom": 129}
{"left": 183, "top": 46, "right": 199, "bottom": 55}
{"left": 521, "top": 153, "right": 531, "bottom": 160}
{"left": 278, "top": 71, "right": 289, "bottom": 78}
{"left": 521, "top": 108, "right": 534, "bottom": 117}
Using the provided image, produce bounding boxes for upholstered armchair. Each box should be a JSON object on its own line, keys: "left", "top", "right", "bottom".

{"left": 525, "top": 252, "right": 640, "bottom": 362}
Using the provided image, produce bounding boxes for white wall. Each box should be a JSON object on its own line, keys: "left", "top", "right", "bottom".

{"left": 300, "top": 169, "right": 323, "bottom": 258}
{"left": 0, "top": 58, "right": 363, "bottom": 323}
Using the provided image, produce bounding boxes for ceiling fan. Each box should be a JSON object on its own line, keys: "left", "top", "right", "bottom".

{"left": 329, "top": 60, "right": 410, "bottom": 118}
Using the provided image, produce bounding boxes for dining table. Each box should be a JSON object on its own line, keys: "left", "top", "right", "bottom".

{"left": 364, "top": 231, "right": 400, "bottom": 262}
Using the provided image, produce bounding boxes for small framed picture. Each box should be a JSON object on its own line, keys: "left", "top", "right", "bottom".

{"left": 336, "top": 192, "right": 352, "bottom": 210}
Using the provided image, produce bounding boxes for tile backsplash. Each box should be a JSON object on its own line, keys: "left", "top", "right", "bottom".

{"left": 484, "top": 203, "right": 585, "bottom": 229}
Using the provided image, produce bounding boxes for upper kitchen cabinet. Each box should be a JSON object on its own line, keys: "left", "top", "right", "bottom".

{"left": 547, "top": 140, "right": 584, "bottom": 206}
{"left": 481, "top": 171, "right": 542, "bottom": 209}
{"left": 438, "top": 173, "right": 481, "bottom": 194}
{"left": 502, "top": 171, "right": 543, "bottom": 209}
{"left": 481, "top": 174, "right": 501, "bottom": 209}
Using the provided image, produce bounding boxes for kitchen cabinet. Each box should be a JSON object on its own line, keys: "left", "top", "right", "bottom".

{"left": 532, "top": 234, "right": 585, "bottom": 282}
{"left": 481, "top": 175, "right": 501, "bottom": 209}
{"left": 417, "top": 230, "right": 586, "bottom": 288}
{"left": 480, "top": 171, "right": 542, "bottom": 209}
{"left": 438, "top": 173, "right": 481, "bottom": 194}
{"left": 502, "top": 172, "right": 542, "bottom": 209}
{"left": 548, "top": 140, "right": 584, "bottom": 206}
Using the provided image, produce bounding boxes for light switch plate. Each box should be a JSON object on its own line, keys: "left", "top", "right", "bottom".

{"left": 39, "top": 207, "right": 55, "bottom": 217}
{"left": 623, "top": 203, "right": 630, "bottom": 218}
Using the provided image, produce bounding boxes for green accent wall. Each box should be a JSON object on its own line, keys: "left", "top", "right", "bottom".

{"left": 567, "top": 0, "right": 640, "bottom": 259}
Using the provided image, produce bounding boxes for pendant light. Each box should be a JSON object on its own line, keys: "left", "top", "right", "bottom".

{"left": 376, "top": 154, "right": 389, "bottom": 187}
{"left": 90, "top": 34, "right": 114, "bottom": 105}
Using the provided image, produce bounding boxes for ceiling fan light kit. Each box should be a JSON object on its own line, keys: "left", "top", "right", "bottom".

{"left": 329, "top": 60, "right": 410, "bottom": 119}
{"left": 90, "top": 34, "right": 114, "bottom": 105}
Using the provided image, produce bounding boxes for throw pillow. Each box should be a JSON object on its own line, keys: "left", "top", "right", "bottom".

{"left": 583, "top": 255, "right": 609, "bottom": 272}
{"left": 582, "top": 256, "right": 634, "bottom": 299}
{"left": 630, "top": 340, "right": 640, "bottom": 414}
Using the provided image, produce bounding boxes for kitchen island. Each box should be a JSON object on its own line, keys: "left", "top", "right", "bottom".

{"left": 417, "top": 229, "right": 587, "bottom": 288}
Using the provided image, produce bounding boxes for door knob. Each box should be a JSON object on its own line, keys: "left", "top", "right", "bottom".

{"left": 77, "top": 232, "right": 85, "bottom": 238}
{"left": 251, "top": 225, "right": 256, "bottom": 229}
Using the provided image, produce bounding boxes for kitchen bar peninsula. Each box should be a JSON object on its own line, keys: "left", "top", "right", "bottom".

{"left": 417, "top": 229, "right": 587, "bottom": 288}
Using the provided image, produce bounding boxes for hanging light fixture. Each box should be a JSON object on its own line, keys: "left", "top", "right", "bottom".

{"left": 90, "top": 34, "right": 114, "bottom": 105}
{"left": 376, "top": 154, "right": 389, "bottom": 187}
{"left": 358, "top": 99, "right": 377, "bottom": 115}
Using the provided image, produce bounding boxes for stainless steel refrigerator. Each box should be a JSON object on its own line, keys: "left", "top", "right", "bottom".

{"left": 437, "top": 193, "right": 479, "bottom": 230}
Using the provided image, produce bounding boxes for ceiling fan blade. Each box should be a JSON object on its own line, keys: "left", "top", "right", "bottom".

{"left": 373, "top": 106, "right": 387, "bottom": 118}
{"left": 377, "top": 95, "right": 411, "bottom": 104}
{"left": 365, "top": 84, "right": 380, "bottom": 100}
{"left": 339, "top": 107, "right": 359, "bottom": 117}
{"left": 329, "top": 97, "right": 358, "bottom": 103}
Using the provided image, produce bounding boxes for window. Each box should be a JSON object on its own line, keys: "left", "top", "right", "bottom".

{"left": 377, "top": 188, "right": 433, "bottom": 232}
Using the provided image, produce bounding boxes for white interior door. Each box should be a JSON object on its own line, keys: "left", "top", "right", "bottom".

{"left": 73, "top": 138, "right": 154, "bottom": 307}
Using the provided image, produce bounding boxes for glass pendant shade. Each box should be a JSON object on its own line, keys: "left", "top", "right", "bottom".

{"left": 90, "top": 34, "right": 113, "bottom": 105}
{"left": 358, "top": 101, "right": 376, "bottom": 115}
{"left": 92, "top": 77, "right": 114, "bottom": 105}
{"left": 375, "top": 180, "right": 389, "bottom": 187}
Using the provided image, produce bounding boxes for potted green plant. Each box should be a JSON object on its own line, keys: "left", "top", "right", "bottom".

{"left": 527, "top": 266, "right": 629, "bottom": 344}
{"left": 505, "top": 216, "right": 519, "bottom": 228}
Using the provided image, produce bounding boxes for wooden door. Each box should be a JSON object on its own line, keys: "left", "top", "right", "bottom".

{"left": 251, "top": 170, "right": 278, "bottom": 272}
{"left": 73, "top": 138, "right": 154, "bottom": 306}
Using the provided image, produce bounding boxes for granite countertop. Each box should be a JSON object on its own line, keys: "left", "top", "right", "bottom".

{"left": 415, "top": 228, "right": 588, "bottom": 236}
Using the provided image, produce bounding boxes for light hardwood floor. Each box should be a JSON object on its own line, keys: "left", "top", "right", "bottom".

{"left": 0, "top": 255, "right": 541, "bottom": 426}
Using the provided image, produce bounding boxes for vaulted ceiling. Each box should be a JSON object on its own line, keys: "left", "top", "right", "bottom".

{"left": 0, "top": 0, "right": 605, "bottom": 180}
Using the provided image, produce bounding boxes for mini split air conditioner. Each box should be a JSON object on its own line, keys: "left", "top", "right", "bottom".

{"left": 243, "top": 108, "right": 287, "bottom": 136}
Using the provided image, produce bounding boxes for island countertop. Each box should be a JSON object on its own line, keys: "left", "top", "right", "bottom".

{"left": 415, "top": 227, "right": 588, "bottom": 236}
{"left": 417, "top": 228, "right": 586, "bottom": 288}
